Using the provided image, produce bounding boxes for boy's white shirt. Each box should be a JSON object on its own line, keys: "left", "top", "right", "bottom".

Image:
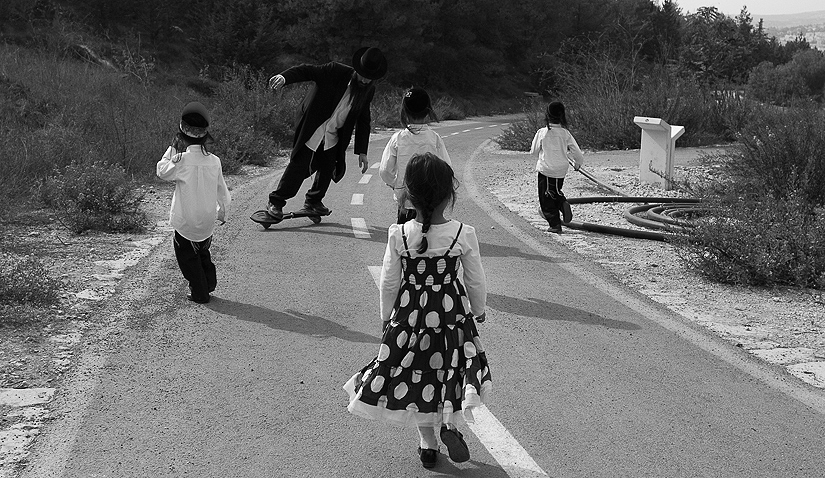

{"left": 156, "top": 145, "right": 231, "bottom": 242}
{"left": 529, "top": 124, "right": 584, "bottom": 178}
{"left": 379, "top": 220, "right": 486, "bottom": 322}
{"left": 379, "top": 125, "right": 451, "bottom": 202}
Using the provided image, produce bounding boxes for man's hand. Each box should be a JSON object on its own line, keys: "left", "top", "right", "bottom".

{"left": 268, "top": 74, "right": 285, "bottom": 90}
{"left": 358, "top": 153, "right": 369, "bottom": 173}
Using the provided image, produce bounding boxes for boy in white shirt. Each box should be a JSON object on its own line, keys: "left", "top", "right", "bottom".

{"left": 157, "top": 102, "right": 231, "bottom": 303}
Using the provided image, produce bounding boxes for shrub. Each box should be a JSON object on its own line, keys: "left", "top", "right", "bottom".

{"left": 675, "top": 195, "right": 825, "bottom": 289}
{"left": 494, "top": 100, "right": 544, "bottom": 152}
{"left": 0, "top": 252, "right": 61, "bottom": 305}
{"left": 39, "top": 160, "right": 146, "bottom": 233}
{"left": 724, "top": 105, "right": 825, "bottom": 207}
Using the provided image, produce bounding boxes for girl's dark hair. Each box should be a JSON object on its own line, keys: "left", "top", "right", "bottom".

{"left": 545, "top": 101, "right": 568, "bottom": 127}
{"left": 403, "top": 152, "right": 458, "bottom": 253}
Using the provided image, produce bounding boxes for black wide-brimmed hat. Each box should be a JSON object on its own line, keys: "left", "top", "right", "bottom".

{"left": 403, "top": 88, "right": 432, "bottom": 117}
{"left": 179, "top": 101, "right": 214, "bottom": 142}
{"left": 352, "top": 47, "right": 387, "bottom": 80}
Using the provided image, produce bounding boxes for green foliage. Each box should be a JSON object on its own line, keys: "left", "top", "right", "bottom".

{"left": 0, "top": 252, "right": 61, "bottom": 306}
{"left": 675, "top": 196, "right": 825, "bottom": 289}
{"left": 722, "top": 105, "right": 825, "bottom": 207}
{"left": 673, "top": 106, "right": 825, "bottom": 290}
{"left": 748, "top": 50, "right": 825, "bottom": 105}
{"left": 495, "top": 100, "right": 545, "bottom": 152}
{"left": 39, "top": 161, "right": 147, "bottom": 234}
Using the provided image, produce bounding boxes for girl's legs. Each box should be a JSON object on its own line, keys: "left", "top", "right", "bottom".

{"left": 538, "top": 173, "right": 564, "bottom": 230}
{"left": 417, "top": 425, "right": 438, "bottom": 449}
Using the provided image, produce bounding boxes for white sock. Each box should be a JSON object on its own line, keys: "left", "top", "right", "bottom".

{"left": 417, "top": 425, "right": 438, "bottom": 450}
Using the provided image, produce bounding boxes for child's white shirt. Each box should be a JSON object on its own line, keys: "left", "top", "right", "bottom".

{"left": 380, "top": 219, "right": 486, "bottom": 322}
{"left": 530, "top": 124, "right": 584, "bottom": 178}
{"left": 156, "top": 145, "right": 231, "bottom": 242}
{"left": 379, "top": 125, "right": 451, "bottom": 202}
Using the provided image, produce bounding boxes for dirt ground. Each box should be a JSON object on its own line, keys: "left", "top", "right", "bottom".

{"left": 2, "top": 138, "right": 825, "bottom": 474}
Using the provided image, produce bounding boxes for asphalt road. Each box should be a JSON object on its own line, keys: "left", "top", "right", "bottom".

{"left": 20, "top": 118, "right": 825, "bottom": 478}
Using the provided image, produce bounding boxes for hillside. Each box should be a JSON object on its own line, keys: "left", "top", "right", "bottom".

{"left": 755, "top": 10, "right": 825, "bottom": 29}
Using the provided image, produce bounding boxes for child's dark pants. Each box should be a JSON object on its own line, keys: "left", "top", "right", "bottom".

{"left": 538, "top": 173, "right": 566, "bottom": 228}
{"left": 174, "top": 231, "right": 216, "bottom": 301}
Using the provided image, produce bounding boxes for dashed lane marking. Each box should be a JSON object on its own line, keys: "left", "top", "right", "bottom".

{"left": 351, "top": 194, "right": 364, "bottom": 206}
{"left": 359, "top": 174, "right": 372, "bottom": 184}
{"left": 351, "top": 218, "right": 370, "bottom": 239}
{"left": 370, "top": 162, "right": 379, "bottom": 169}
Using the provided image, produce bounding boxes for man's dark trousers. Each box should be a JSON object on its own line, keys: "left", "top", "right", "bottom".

{"left": 268, "top": 142, "right": 337, "bottom": 208}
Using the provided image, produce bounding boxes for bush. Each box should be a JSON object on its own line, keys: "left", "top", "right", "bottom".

{"left": 494, "top": 100, "right": 544, "bottom": 151}
{"left": 724, "top": 105, "right": 825, "bottom": 207}
{"left": 0, "top": 252, "right": 61, "bottom": 305}
{"left": 675, "top": 195, "right": 825, "bottom": 289}
{"left": 39, "top": 160, "right": 146, "bottom": 233}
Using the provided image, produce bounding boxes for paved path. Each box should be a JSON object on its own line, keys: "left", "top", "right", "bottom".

{"left": 18, "top": 119, "right": 825, "bottom": 477}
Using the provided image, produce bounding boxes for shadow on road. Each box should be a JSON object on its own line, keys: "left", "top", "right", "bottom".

{"left": 428, "top": 458, "right": 511, "bottom": 477}
{"left": 488, "top": 293, "right": 642, "bottom": 330}
{"left": 207, "top": 298, "right": 380, "bottom": 343}
{"left": 251, "top": 221, "right": 390, "bottom": 244}
{"left": 479, "top": 242, "right": 558, "bottom": 264}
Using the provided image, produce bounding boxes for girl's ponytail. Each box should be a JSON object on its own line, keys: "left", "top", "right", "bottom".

{"left": 416, "top": 205, "right": 433, "bottom": 254}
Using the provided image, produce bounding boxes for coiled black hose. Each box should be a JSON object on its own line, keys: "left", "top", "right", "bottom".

{"left": 563, "top": 164, "right": 708, "bottom": 241}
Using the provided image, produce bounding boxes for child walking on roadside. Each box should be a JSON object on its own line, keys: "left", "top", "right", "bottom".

{"left": 344, "top": 152, "right": 490, "bottom": 469}
{"left": 379, "top": 87, "right": 451, "bottom": 224}
{"left": 529, "top": 100, "right": 584, "bottom": 234}
{"left": 157, "top": 101, "right": 231, "bottom": 304}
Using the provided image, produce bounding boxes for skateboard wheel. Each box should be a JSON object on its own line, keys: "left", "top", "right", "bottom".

{"left": 262, "top": 224, "right": 271, "bottom": 230}
{"left": 309, "top": 216, "right": 322, "bottom": 224}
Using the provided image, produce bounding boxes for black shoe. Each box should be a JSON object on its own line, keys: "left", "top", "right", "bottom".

{"left": 187, "top": 292, "right": 210, "bottom": 304}
{"left": 547, "top": 225, "right": 563, "bottom": 234}
{"left": 561, "top": 200, "right": 573, "bottom": 224}
{"left": 301, "top": 202, "right": 330, "bottom": 215}
{"left": 266, "top": 203, "right": 283, "bottom": 219}
{"left": 440, "top": 425, "right": 470, "bottom": 463}
{"left": 417, "top": 447, "right": 437, "bottom": 469}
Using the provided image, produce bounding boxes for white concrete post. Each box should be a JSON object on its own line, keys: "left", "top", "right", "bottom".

{"left": 633, "top": 116, "right": 685, "bottom": 190}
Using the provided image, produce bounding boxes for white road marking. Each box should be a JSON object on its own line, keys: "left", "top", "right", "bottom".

{"left": 370, "top": 162, "right": 379, "bottom": 169}
{"left": 468, "top": 405, "right": 550, "bottom": 477}
{"left": 368, "top": 266, "right": 381, "bottom": 287}
{"left": 474, "top": 127, "right": 484, "bottom": 130}
{"left": 359, "top": 174, "right": 372, "bottom": 184}
{"left": 449, "top": 132, "right": 460, "bottom": 136}
{"left": 351, "top": 218, "right": 370, "bottom": 238}
{"left": 462, "top": 129, "right": 472, "bottom": 133}
{"left": 351, "top": 194, "right": 364, "bottom": 206}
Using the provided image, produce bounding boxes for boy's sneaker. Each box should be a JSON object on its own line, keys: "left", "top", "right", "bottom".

{"left": 561, "top": 200, "right": 573, "bottom": 224}
{"left": 266, "top": 203, "right": 283, "bottom": 220}
{"left": 300, "top": 202, "right": 330, "bottom": 215}
{"left": 547, "top": 225, "right": 563, "bottom": 234}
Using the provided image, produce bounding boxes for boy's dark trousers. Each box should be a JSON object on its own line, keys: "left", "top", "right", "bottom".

{"left": 538, "top": 173, "right": 566, "bottom": 228}
{"left": 173, "top": 231, "right": 216, "bottom": 301}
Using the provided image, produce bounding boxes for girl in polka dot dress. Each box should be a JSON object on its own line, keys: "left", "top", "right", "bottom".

{"left": 344, "top": 152, "right": 490, "bottom": 469}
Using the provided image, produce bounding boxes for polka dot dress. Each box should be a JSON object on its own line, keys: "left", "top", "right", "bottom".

{"left": 345, "top": 223, "right": 492, "bottom": 427}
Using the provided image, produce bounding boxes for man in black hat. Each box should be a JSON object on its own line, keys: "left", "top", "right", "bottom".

{"left": 266, "top": 47, "right": 388, "bottom": 219}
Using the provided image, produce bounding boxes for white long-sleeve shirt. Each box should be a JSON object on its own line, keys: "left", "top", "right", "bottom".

{"left": 379, "top": 220, "right": 486, "bottom": 322}
{"left": 529, "top": 124, "right": 584, "bottom": 178}
{"left": 156, "top": 145, "right": 231, "bottom": 242}
{"left": 379, "top": 125, "right": 451, "bottom": 201}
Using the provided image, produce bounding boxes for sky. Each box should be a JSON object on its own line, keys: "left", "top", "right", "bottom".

{"left": 672, "top": 0, "right": 824, "bottom": 16}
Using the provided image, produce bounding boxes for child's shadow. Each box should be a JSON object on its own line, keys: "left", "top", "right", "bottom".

{"left": 207, "top": 298, "right": 380, "bottom": 343}
{"left": 488, "top": 293, "right": 641, "bottom": 330}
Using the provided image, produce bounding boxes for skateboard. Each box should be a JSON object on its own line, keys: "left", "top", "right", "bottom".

{"left": 250, "top": 209, "right": 331, "bottom": 229}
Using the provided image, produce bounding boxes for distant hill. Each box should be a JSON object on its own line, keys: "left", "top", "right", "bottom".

{"left": 753, "top": 10, "right": 825, "bottom": 29}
